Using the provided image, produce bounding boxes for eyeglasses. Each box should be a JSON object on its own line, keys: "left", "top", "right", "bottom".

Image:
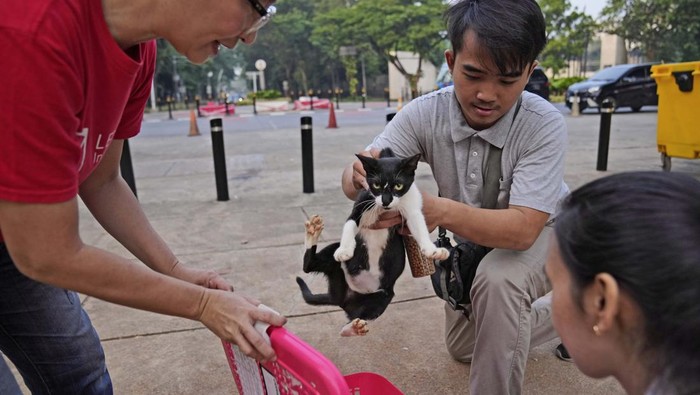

{"left": 244, "top": 0, "right": 276, "bottom": 35}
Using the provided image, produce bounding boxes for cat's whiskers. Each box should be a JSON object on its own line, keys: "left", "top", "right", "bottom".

{"left": 357, "top": 199, "right": 378, "bottom": 227}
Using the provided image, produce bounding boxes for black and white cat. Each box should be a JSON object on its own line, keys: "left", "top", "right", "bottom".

{"left": 296, "top": 148, "right": 449, "bottom": 336}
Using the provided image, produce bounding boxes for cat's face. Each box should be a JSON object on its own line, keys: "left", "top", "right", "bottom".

{"left": 357, "top": 153, "right": 420, "bottom": 209}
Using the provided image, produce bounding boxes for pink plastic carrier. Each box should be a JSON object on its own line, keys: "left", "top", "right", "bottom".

{"left": 222, "top": 326, "right": 403, "bottom": 395}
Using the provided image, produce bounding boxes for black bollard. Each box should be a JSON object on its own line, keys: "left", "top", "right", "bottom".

{"left": 196, "top": 97, "right": 202, "bottom": 118}
{"left": 301, "top": 116, "right": 314, "bottom": 193}
{"left": 210, "top": 118, "right": 230, "bottom": 201}
{"left": 386, "top": 113, "right": 396, "bottom": 123}
{"left": 253, "top": 96, "right": 258, "bottom": 115}
{"left": 225, "top": 100, "right": 230, "bottom": 116}
{"left": 596, "top": 98, "right": 615, "bottom": 171}
{"left": 119, "top": 139, "right": 137, "bottom": 198}
{"left": 167, "top": 98, "right": 173, "bottom": 120}
{"left": 362, "top": 94, "right": 366, "bottom": 109}
{"left": 385, "top": 88, "right": 390, "bottom": 107}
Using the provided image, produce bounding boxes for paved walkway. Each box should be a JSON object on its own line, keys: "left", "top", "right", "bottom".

{"left": 4, "top": 104, "right": 699, "bottom": 394}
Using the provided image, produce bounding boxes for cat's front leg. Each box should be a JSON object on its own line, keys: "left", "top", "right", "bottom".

{"left": 404, "top": 211, "right": 450, "bottom": 261}
{"left": 333, "top": 220, "right": 358, "bottom": 262}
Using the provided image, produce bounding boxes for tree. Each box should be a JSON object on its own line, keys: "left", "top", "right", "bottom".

{"left": 663, "top": 0, "right": 700, "bottom": 61}
{"left": 155, "top": 39, "right": 244, "bottom": 103}
{"left": 538, "top": 0, "right": 597, "bottom": 76}
{"left": 313, "top": 0, "right": 448, "bottom": 99}
{"left": 600, "top": 0, "right": 700, "bottom": 62}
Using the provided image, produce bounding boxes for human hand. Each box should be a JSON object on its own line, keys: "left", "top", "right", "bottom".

{"left": 368, "top": 211, "right": 404, "bottom": 230}
{"left": 198, "top": 289, "right": 287, "bottom": 363}
{"left": 350, "top": 148, "right": 382, "bottom": 191}
{"left": 170, "top": 261, "right": 234, "bottom": 291}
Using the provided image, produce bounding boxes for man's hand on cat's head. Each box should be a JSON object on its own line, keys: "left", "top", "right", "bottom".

{"left": 350, "top": 149, "right": 382, "bottom": 191}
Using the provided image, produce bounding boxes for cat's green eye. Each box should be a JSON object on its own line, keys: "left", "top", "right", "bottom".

{"left": 394, "top": 184, "right": 404, "bottom": 191}
{"left": 372, "top": 182, "right": 381, "bottom": 189}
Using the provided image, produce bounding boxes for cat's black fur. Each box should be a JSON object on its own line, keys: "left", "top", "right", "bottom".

{"left": 295, "top": 148, "right": 420, "bottom": 335}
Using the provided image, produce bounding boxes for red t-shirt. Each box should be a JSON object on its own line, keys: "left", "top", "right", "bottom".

{"left": 0, "top": 0, "right": 155, "bottom": 241}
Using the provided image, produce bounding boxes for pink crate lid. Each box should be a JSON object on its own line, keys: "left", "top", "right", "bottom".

{"left": 222, "top": 326, "right": 403, "bottom": 395}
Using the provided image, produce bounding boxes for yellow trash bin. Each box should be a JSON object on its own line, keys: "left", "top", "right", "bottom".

{"left": 650, "top": 61, "right": 700, "bottom": 171}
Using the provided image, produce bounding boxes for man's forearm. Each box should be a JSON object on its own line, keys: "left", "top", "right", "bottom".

{"left": 430, "top": 197, "right": 547, "bottom": 251}
{"left": 10, "top": 233, "right": 206, "bottom": 321}
{"left": 80, "top": 175, "right": 179, "bottom": 275}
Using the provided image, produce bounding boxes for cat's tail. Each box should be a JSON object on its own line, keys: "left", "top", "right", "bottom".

{"left": 296, "top": 277, "right": 335, "bottom": 305}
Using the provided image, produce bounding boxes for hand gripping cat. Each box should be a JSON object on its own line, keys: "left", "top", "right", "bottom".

{"left": 296, "top": 148, "right": 449, "bottom": 336}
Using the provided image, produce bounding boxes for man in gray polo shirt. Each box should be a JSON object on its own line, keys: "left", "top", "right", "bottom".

{"left": 341, "top": 0, "right": 569, "bottom": 393}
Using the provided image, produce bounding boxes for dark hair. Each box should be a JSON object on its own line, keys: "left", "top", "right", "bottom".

{"left": 444, "top": 0, "right": 547, "bottom": 75}
{"left": 555, "top": 172, "right": 700, "bottom": 394}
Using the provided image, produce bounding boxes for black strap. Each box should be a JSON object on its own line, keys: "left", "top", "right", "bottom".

{"left": 438, "top": 97, "right": 522, "bottom": 238}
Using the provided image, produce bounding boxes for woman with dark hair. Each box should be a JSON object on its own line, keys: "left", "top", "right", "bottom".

{"left": 546, "top": 171, "right": 700, "bottom": 395}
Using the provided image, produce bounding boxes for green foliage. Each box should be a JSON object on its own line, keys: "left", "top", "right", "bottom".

{"left": 153, "top": 0, "right": 700, "bottom": 104}
{"left": 312, "top": 0, "right": 447, "bottom": 98}
{"left": 600, "top": 0, "right": 700, "bottom": 62}
{"left": 550, "top": 76, "right": 586, "bottom": 95}
{"left": 249, "top": 89, "right": 283, "bottom": 99}
{"left": 537, "top": 0, "right": 597, "bottom": 76}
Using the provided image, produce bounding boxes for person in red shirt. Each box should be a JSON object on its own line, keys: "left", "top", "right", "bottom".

{"left": 0, "top": 0, "right": 284, "bottom": 393}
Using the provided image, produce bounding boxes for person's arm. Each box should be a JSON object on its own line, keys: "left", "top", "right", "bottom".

{"left": 421, "top": 193, "right": 549, "bottom": 251}
{"left": 0, "top": 196, "right": 284, "bottom": 360}
{"left": 78, "top": 139, "right": 228, "bottom": 289}
{"left": 0, "top": 141, "right": 286, "bottom": 362}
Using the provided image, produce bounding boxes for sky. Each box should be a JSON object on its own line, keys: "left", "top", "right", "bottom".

{"left": 568, "top": 0, "right": 607, "bottom": 18}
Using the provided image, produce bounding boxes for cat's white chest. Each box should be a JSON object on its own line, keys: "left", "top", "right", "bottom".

{"left": 343, "top": 228, "right": 387, "bottom": 294}
{"left": 337, "top": 185, "right": 430, "bottom": 294}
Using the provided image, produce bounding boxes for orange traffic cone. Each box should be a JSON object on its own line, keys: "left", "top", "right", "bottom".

{"left": 326, "top": 104, "right": 338, "bottom": 129}
{"left": 397, "top": 95, "right": 403, "bottom": 112}
{"left": 188, "top": 109, "right": 201, "bottom": 136}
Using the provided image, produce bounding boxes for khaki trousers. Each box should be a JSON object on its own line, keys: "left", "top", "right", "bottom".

{"left": 444, "top": 226, "right": 558, "bottom": 395}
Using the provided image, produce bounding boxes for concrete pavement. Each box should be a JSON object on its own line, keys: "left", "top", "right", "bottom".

{"left": 4, "top": 103, "right": 699, "bottom": 394}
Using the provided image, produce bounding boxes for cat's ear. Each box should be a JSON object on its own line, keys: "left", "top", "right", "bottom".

{"left": 356, "top": 154, "right": 378, "bottom": 173}
{"left": 401, "top": 154, "right": 421, "bottom": 173}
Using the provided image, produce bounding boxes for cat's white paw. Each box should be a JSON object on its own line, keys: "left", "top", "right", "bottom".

{"left": 422, "top": 246, "right": 450, "bottom": 261}
{"left": 333, "top": 244, "right": 355, "bottom": 262}
{"left": 340, "top": 318, "right": 369, "bottom": 337}
{"left": 304, "top": 215, "right": 324, "bottom": 244}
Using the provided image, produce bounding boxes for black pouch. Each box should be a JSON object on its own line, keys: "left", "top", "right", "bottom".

{"left": 430, "top": 233, "right": 492, "bottom": 310}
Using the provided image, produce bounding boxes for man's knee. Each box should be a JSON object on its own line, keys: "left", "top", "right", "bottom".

{"left": 444, "top": 304, "right": 474, "bottom": 363}
{"left": 445, "top": 333, "right": 473, "bottom": 363}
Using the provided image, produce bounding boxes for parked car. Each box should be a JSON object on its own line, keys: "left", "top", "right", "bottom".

{"left": 525, "top": 67, "right": 550, "bottom": 101}
{"left": 565, "top": 63, "right": 658, "bottom": 112}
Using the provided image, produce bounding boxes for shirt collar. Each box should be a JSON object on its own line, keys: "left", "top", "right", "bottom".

{"left": 449, "top": 90, "right": 521, "bottom": 149}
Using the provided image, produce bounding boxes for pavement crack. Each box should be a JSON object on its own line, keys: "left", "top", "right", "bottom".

{"left": 284, "top": 294, "right": 438, "bottom": 319}
{"left": 101, "top": 326, "right": 205, "bottom": 342}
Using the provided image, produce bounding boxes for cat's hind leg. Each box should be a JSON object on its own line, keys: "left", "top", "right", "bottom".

{"left": 340, "top": 318, "right": 369, "bottom": 337}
